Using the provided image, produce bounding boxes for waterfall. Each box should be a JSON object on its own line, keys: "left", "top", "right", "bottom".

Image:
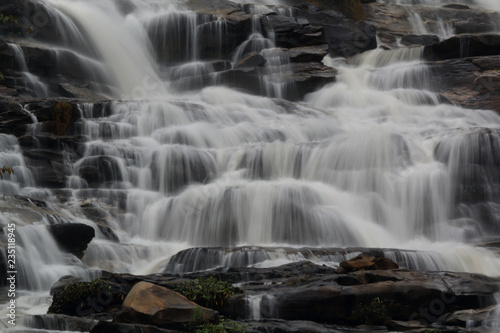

{"left": 1, "top": 0, "right": 500, "bottom": 331}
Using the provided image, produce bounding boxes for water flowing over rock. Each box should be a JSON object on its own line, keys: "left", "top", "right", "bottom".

{"left": 48, "top": 223, "right": 95, "bottom": 258}
{"left": 1, "top": 0, "right": 500, "bottom": 332}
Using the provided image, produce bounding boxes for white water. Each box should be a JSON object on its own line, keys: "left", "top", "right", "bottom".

{"left": 0, "top": 0, "right": 500, "bottom": 331}
{"left": 8, "top": 44, "right": 50, "bottom": 97}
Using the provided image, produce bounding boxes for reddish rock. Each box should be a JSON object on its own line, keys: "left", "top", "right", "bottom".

{"left": 336, "top": 254, "right": 399, "bottom": 273}
{"left": 118, "top": 282, "right": 216, "bottom": 328}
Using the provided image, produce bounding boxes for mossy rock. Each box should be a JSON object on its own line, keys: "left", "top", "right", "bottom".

{"left": 306, "top": 0, "right": 366, "bottom": 21}
{"left": 49, "top": 278, "right": 128, "bottom": 316}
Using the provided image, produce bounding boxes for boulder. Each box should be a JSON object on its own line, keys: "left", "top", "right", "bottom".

{"left": 48, "top": 223, "right": 95, "bottom": 258}
{"left": 323, "top": 20, "right": 377, "bottom": 58}
{"left": 117, "top": 281, "right": 216, "bottom": 328}
{"left": 336, "top": 254, "right": 399, "bottom": 273}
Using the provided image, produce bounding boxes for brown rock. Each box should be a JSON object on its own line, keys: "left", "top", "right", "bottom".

{"left": 336, "top": 254, "right": 399, "bottom": 273}
{"left": 305, "top": 0, "right": 366, "bottom": 21}
{"left": 119, "top": 282, "right": 216, "bottom": 328}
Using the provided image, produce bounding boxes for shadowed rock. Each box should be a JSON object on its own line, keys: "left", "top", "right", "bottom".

{"left": 48, "top": 223, "right": 95, "bottom": 258}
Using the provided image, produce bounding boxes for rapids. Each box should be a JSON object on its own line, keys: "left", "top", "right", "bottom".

{"left": 1, "top": 0, "right": 500, "bottom": 331}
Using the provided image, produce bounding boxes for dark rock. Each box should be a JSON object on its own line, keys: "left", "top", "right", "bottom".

{"left": 428, "top": 56, "right": 500, "bottom": 112}
{"left": 400, "top": 34, "right": 439, "bottom": 47}
{"left": 23, "top": 149, "right": 68, "bottom": 187}
{"left": 434, "top": 128, "right": 500, "bottom": 232}
{"left": 78, "top": 156, "right": 126, "bottom": 186}
{"left": 245, "top": 319, "right": 350, "bottom": 333}
{"left": 323, "top": 20, "right": 377, "bottom": 58}
{"left": 183, "top": 0, "right": 241, "bottom": 16}
{"left": 58, "top": 83, "right": 107, "bottom": 101}
{"left": 26, "top": 314, "right": 97, "bottom": 332}
{"left": 91, "top": 322, "right": 184, "bottom": 333}
{"left": 0, "top": 100, "right": 35, "bottom": 137}
{"left": 362, "top": 2, "right": 411, "bottom": 46}
{"left": 261, "top": 15, "right": 325, "bottom": 49}
{"left": 233, "top": 52, "right": 267, "bottom": 69}
{"left": 50, "top": 276, "right": 83, "bottom": 296}
{"left": 304, "top": 0, "right": 366, "bottom": 21}
{"left": 335, "top": 254, "right": 399, "bottom": 273}
{"left": 424, "top": 34, "right": 500, "bottom": 61}
{"left": 150, "top": 146, "right": 216, "bottom": 193}
{"left": 287, "top": 44, "right": 328, "bottom": 63}
{"left": 363, "top": 2, "right": 499, "bottom": 47}
{"left": 441, "top": 306, "right": 497, "bottom": 327}
{"left": 48, "top": 223, "right": 95, "bottom": 258}
{"left": 198, "top": 13, "right": 254, "bottom": 61}
{"left": 443, "top": 4, "right": 469, "bottom": 10}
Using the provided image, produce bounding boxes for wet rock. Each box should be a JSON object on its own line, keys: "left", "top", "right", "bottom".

{"left": 304, "top": 0, "right": 366, "bottom": 21}
{"left": 443, "top": 4, "right": 470, "bottom": 10}
{"left": 58, "top": 83, "right": 107, "bottom": 101}
{"left": 49, "top": 276, "right": 83, "bottom": 296}
{"left": 150, "top": 146, "right": 217, "bottom": 193}
{"left": 400, "top": 34, "right": 439, "bottom": 47}
{"left": 261, "top": 14, "right": 325, "bottom": 49}
{"left": 287, "top": 44, "right": 328, "bottom": 63}
{"left": 0, "top": 100, "right": 35, "bottom": 137}
{"left": 78, "top": 156, "right": 126, "bottom": 186}
{"left": 245, "top": 319, "right": 351, "bottom": 333}
{"left": 48, "top": 223, "right": 95, "bottom": 258}
{"left": 364, "top": 3, "right": 499, "bottom": 47}
{"left": 440, "top": 306, "right": 498, "bottom": 327}
{"left": 423, "top": 34, "right": 500, "bottom": 61}
{"left": 362, "top": 2, "right": 411, "bottom": 46}
{"left": 117, "top": 281, "right": 217, "bottom": 328}
{"left": 198, "top": 13, "right": 254, "bottom": 60}
{"left": 428, "top": 56, "right": 500, "bottom": 113}
{"left": 91, "top": 322, "right": 184, "bottom": 333}
{"left": 323, "top": 20, "right": 376, "bottom": 58}
{"left": 183, "top": 0, "right": 241, "bottom": 17}
{"left": 234, "top": 52, "right": 267, "bottom": 69}
{"left": 335, "top": 254, "right": 399, "bottom": 273}
{"left": 434, "top": 128, "right": 500, "bottom": 233}
{"left": 26, "top": 314, "right": 97, "bottom": 332}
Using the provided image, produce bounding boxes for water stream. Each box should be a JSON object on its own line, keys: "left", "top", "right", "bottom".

{"left": 1, "top": 0, "right": 500, "bottom": 331}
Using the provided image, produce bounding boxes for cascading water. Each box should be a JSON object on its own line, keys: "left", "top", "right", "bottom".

{"left": 1, "top": 0, "right": 500, "bottom": 331}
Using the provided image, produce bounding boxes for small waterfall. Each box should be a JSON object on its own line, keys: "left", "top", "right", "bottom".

{"left": 246, "top": 294, "right": 276, "bottom": 320}
{"left": 8, "top": 43, "right": 50, "bottom": 97}
{"left": 232, "top": 14, "right": 295, "bottom": 98}
{"left": 2, "top": 0, "right": 500, "bottom": 331}
{"left": 41, "top": 0, "right": 167, "bottom": 98}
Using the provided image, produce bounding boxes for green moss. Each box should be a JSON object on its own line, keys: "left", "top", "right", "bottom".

{"left": 48, "top": 279, "right": 125, "bottom": 316}
{"left": 350, "top": 297, "right": 391, "bottom": 325}
{"left": 50, "top": 101, "right": 73, "bottom": 135}
{"left": 175, "top": 276, "right": 235, "bottom": 309}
